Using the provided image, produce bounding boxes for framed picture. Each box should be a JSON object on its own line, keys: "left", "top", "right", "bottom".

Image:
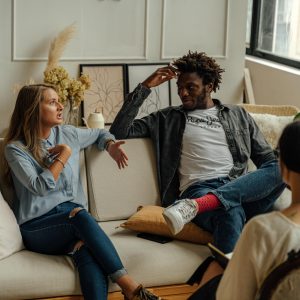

{"left": 80, "top": 64, "right": 126, "bottom": 125}
{"left": 126, "top": 63, "right": 171, "bottom": 119}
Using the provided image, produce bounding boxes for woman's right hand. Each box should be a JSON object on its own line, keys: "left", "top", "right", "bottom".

{"left": 48, "top": 144, "right": 72, "bottom": 180}
{"left": 48, "top": 144, "right": 72, "bottom": 158}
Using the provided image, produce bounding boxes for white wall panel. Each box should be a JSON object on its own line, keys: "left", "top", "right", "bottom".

{"left": 0, "top": 0, "right": 248, "bottom": 136}
{"left": 13, "top": 0, "right": 148, "bottom": 60}
{"left": 161, "top": 0, "right": 229, "bottom": 59}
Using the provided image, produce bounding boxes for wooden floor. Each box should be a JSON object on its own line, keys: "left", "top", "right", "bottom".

{"left": 38, "top": 283, "right": 199, "bottom": 300}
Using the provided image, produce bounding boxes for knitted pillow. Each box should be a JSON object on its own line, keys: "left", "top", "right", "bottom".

{"left": 119, "top": 205, "right": 213, "bottom": 244}
{"left": 249, "top": 113, "right": 293, "bottom": 210}
{"left": 250, "top": 113, "right": 294, "bottom": 149}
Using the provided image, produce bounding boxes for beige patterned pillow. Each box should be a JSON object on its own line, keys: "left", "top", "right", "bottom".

{"left": 119, "top": 205, "right": 213, "bottom": 244}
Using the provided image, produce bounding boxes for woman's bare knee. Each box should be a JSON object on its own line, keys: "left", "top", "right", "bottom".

{"left": 69, "top": 207, "right": 84, "bottom": 218}
{"left": 73, "top": 240, "right": 84, "bottom": 252}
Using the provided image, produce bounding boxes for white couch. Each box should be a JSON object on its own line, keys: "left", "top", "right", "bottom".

{"left": 0, "top": 104, "right": 298, "bottom": 300}
{"left": 0, "top": 138, "right": 209, "bottom": 300}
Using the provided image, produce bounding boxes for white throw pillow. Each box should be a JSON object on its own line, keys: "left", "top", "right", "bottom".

{"left": 0, "top": 191, "right": 24, "bottom": 260}
{"left": 250, "top": 113, "right": 294, "bottom": 149}
{"left": 247, "top": 113, "right": 293, "bottom": 172}
{"left": 249, "top": 113, "right": 293, "bottom": 210}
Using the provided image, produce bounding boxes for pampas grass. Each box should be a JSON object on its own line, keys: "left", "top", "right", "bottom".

{"left": 45, "top": 23, "right": 76, "bottom": 72}
{"left": 13, "top": 78, "right": 35, "bottom": 95}
{"left": 42, "top": 23, "right": 90, "bottom": 122}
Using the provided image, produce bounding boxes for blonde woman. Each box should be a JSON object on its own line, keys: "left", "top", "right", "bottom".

{"left": 3, "top": 84, "right": 160, "bottom": 300}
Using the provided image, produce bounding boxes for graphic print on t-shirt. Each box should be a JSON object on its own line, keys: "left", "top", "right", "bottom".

{"left": 186, "top": 114, "right": 222, "bottom": 129}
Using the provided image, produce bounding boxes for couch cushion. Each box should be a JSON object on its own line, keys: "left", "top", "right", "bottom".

{"left": 0, "top": 221, "right": 210, "bottom": 299}
{"left": 119, "top": 205, "right": 213, "bottom": 244}
{"left": 0, "top": 190, "right": 24, "bottom": 260}
{"left": 103, "top": 220, "right": 210, "bottom": 292}
{"left": 86, "top": 138, "right": 160, "bottom": 221}
{"left": 0, "top": 250, "right": 81, "bottom": 299}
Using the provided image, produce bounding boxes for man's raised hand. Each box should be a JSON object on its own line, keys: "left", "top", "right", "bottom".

{"left": 142, "top": 66, "right": 177, "bottom": 89}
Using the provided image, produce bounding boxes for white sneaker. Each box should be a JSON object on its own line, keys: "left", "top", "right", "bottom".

{"left": 162, "top": 199, "right": 198, "bottom": 235}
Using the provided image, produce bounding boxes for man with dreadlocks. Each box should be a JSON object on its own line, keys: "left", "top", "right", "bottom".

{"left": 110, "top": 51, "right": 285, "bottom": 255}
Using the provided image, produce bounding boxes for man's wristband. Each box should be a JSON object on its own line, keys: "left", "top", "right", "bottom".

{"left": 105, "top": 139, "right": 115, "bottom": 151}
{"left": 55, "top": 157, "right": 65, "bottom": 168}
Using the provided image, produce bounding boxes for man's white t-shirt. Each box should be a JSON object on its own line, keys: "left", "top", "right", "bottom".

{"left": 179, "top": 106, "right": 233, "bottom": 193}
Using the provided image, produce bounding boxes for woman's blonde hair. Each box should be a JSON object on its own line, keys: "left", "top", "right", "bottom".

{"left": 1, "top": 84, "right": 57, "bottom": 180}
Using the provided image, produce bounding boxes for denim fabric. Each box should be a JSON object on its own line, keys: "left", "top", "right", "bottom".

{"left": 20, "top": 202, "right": 127, "bottom": 300}
{"left": 180, "top": 160, "right": 285, "bottom": 253}
{"left": 72, "top": 245, "right": 108, "bottom": 299}
{"left": 110, "top": 84, "right": 277, "bottom": 207}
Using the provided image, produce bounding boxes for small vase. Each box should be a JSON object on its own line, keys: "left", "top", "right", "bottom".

{"left": 87, "top": 112, "right": 105, "bottom": 129}
{"left": 64, "top": 100, "right": 80, "bottom": 127}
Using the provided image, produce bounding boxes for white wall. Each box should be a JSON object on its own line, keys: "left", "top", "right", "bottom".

{"left": 0, "top": 0, "right": 248, "bottom": 136}
{"left": 245, "top": 56, "right": 300, "bottom": 107}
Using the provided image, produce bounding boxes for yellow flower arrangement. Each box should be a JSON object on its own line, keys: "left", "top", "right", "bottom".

{"left": 44, "top": 66, "right": 91, "bottom": 109}
{"left": 43, "top": 23, "right": 91, "bottom": 125}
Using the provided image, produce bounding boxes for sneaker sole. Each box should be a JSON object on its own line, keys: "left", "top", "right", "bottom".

{"left": 162, "top": 210, "right": 183, "bottom": 235}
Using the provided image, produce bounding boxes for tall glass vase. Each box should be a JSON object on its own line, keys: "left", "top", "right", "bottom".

{"left": 63, "top": 99, "right": 79, "bottom": 127}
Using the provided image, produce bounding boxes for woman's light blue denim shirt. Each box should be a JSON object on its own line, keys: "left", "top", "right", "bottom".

{"left": 5, "top": 125, "right": 115, "bottom": 225}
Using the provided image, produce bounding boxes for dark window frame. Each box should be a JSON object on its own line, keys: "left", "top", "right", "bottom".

{"left": 246, "top": 0, "right": 300, "bottom": 69}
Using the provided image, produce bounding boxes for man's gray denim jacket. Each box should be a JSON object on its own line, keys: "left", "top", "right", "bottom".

{"left": 110, "top": 84, "right": 276, "bottom": 207}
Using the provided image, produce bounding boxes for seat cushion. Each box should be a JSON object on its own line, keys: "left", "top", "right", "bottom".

{"left": 0, "top": 220, "right": 210, "bottom": 299}
{"left": 0, "top": 250, "right": 80, "bottom": 300}
{"left": 103, "top": 220, "right": 210, "bottom": 292}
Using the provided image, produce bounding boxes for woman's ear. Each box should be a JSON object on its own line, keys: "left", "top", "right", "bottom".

{"left": 280, "top": 159, "right": 290, "bottom": 185}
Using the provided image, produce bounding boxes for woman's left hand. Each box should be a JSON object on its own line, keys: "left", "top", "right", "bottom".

{"left": 108, "top": 141, "right": 128, "bottom": 169}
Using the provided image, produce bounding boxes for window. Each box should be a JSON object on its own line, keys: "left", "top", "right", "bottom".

{"left": 246, "top": 0, "right": 300, "bottom": 68}
{"left": 246, "top": 0, "right": 253, "bottom": 48}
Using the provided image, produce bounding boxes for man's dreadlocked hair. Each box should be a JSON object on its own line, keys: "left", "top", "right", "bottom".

{"left": 172, "top": 51, "right": 225, "bottom": 92}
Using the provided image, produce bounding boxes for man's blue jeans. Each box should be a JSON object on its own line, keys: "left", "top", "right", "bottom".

{"left": 20, "top": 202, "right": 127, "bottom": 300}
{"left": 180, "top": 160, "right": 285, "bottom": 253}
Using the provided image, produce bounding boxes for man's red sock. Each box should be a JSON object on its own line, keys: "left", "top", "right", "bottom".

{"left": 194, "top": 194, "right": 221, "bottom": 213}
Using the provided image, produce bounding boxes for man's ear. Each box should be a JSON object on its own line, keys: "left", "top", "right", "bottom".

{"left": 206, "top": 83, "right": 213, "bottom": 93}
